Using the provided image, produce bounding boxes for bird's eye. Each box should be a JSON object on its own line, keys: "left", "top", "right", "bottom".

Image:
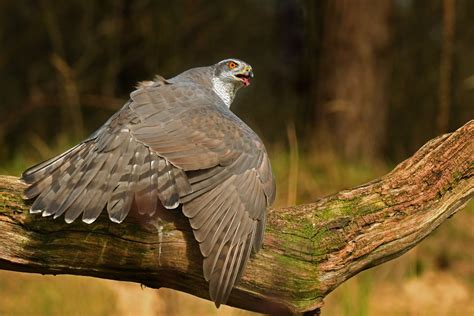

{"left": 227, "top": 61, "right": 238, "bottom": 69}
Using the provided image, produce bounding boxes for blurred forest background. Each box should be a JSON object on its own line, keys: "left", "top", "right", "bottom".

{"left": 0, "top": 0, "right": 473, "bottom": 315}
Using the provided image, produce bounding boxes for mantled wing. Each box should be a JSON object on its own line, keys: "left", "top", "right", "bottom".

{"left": 129, "top": 83, "right": 275, "bottom": 305}
{"left": 22, "top": 80, "right": 275, "bottom": 307}
{"left": 22, "top": 106, "right": 191, "bottom": 224}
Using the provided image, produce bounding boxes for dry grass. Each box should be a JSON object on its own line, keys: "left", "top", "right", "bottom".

{"left": 0, "top": 272, "right": 117, "bottom": 315}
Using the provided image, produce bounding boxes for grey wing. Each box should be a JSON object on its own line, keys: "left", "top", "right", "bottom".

{"left": 182, "top": 159, "right": 271, "bottom": 306}
{"left": 22, "top": 107, "right": 191, "bottom": 224}
{"left": 129, "top": 85, "right": 276, "bottom": 306}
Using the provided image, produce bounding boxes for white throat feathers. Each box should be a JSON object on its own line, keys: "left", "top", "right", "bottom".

{"left": 212, "top": 77, "right": 236, "bottom": 108}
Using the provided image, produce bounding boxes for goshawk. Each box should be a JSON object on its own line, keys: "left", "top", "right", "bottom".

{"left": 22, "top": 58, "right": 276, "bottom": 307}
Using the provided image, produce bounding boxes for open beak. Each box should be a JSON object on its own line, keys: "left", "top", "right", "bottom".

{"left": 235, "top": 67, "right": 254, "bottom": 87}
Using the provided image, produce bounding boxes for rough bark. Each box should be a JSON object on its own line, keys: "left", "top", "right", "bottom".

{"left": 0, "top": 121, "right": 472, "bottom": 315}
{"left": 314, "top": 0, "right": 392, "bottom": 160}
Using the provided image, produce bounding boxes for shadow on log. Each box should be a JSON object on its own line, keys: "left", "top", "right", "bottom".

{"left": 0, "top": 121, "right": 472, "bottom": 315}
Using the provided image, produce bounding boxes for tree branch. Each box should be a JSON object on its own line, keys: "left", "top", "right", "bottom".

{"left": 0, "top": 121, "right": 472, "bottom": 315}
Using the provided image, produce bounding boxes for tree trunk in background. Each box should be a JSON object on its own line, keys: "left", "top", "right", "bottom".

{"left": 437, "top": 0, "right": 456, "bottom": 134}
{"left": 314, "top": 0, "right": 392, "bottom": 161}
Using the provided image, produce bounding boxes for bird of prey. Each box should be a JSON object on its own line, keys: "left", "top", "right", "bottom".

{"left": 21, "top": 58, "right": 276, "bottom": 307}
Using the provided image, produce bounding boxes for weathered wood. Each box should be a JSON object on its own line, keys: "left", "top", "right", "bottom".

{"left": 0, "top": 121, "right": 472, "bottom": 315}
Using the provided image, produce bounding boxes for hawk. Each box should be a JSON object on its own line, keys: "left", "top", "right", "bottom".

{"left": 22, "top": 58, "right": 276, "bottom": 307}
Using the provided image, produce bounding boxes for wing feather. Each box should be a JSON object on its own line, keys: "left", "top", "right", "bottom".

{"left": 134, "top": 150, "right": 159, "bottom": 216}
{"left": 203, "top": 209, "right": 240, "bottom": 280}
{"left": 30, "top": 143, "right": 92, "bottom": 215}
{"left": 107, "top": 136, "right": 140, "bottom": 223}
{"left": 183, "top": 167, "right": 270, "bottom": 306}
{"left": 22, "top": 143, "right": 84, "bottom": 184}
{"left": 56, "top": 150, "right": 108, "bottom": 222}
{"left": 193, "top": 197, "right": 228, "bottom": 243}
{"left": 81, "top": 146, "right": 123, "bottom": 223}
{"left": 61, "top": 153, "right": 108, "bottom": 222}
{"left": 212, "top": 218, "right": 242, "bottom": 303}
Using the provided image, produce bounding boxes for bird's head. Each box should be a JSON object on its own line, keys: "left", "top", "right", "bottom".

{"left": 214, "top": 58, "right": 254, "bottom": 88}
{"left": 211, "top": 58, "right": 253, "bottom": 108}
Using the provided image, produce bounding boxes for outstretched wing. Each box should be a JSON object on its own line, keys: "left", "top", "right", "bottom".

{"left": 130, "top": 84, "right": 275, "bottom": 305}
{"left": 22, "top": 107, "right": 191, "bottom": 224}
{"left": 23, "top": 80, "right": 275, "bottom": 307}
{"left": 182, "top": 167, "right": 269, "bottom": 305}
